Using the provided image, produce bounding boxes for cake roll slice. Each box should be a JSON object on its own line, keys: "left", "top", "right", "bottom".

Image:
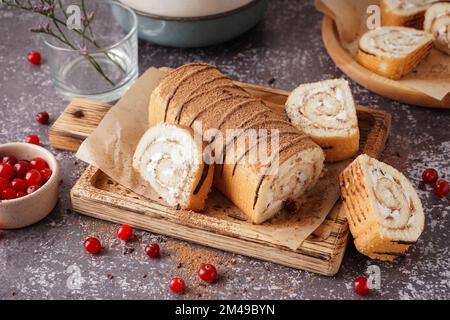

{"left": 149, "top": 63, "right": 325, "bottom": 224}
{"left": 356, "top": 26, "right": 434, "bottom": 80}
{"left": 424, "top": 3, "right": 450, "bottom": 55}
{"left": 133, "top": 123, "right": 214, "bottom": 211}
{"left": 285, "top": 79, "right": 359, "bottom": 162}
{"left": 339, "top": 154, "right": 425, "bottom": 261}
{"left": 381, "top": 0, "right": 439, "bottom": 29}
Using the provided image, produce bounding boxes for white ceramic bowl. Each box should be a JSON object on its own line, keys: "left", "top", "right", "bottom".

{"left": 0, "top": 143, "right": 60, "bottom": 229}
{"left": 119, "top": 0, "right": 254, "bottom": 18}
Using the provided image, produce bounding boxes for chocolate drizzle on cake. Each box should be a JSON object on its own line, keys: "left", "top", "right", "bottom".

{"left": 152, "top": 63, "right": 324, "bottom": 223}
{"left": 163, "top": 64, "right": 213, "bottom": 122}
{"left": 188, "top": 96, "right": 243, "bottom": 127}
{"left": 253, "top": 174, "right": 267, "bottom": 209}
{"left": 193, "top": 163, "right": 211, "bottom": 195}
{"left": 231, "top": 132, "right": 305, "bottom": 176}
{"left": 215, "top": 99, "right": 260, "bottom": 131}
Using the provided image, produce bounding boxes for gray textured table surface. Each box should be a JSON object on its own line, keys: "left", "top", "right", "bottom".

{"left": 0, "top": 1, "right": 449, "bottom": 300}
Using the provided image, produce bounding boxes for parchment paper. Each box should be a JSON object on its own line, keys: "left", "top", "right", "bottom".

{"left": 315, "top": 0, "right": 450, "bottom": 101}
{"left": 76, "top": 67, "right": 342, "bottom": 250}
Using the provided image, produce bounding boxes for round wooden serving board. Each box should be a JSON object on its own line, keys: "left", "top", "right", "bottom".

{"left": 321, "top": 16, "right": 450, "bottom": 109}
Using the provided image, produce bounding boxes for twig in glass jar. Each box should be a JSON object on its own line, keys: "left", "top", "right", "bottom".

{"left": 3, "top": 0, "right": 122, "bottom": 85}
{"left": 79, "top": 0, "right": 126, "bottom": 74}
{"left": 29, "top": 21, "right": 116, "bottom": 85}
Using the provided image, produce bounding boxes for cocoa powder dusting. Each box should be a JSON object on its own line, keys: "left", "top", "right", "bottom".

{"left": 79, "top": 217, "right": 119, "bottom": 248}
{"left": 165, "top": 240, "right": 234, "bottom": 298}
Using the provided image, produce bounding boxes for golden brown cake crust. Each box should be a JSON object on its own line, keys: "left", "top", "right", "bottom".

{"left": 339, "top": 154, "right": 425, "bottom": 261}
{"left": 356, "top": 28, "right": 433, "bottom": 80}
{"left": 380, "top": 0, "right": 435, "bottom": 29}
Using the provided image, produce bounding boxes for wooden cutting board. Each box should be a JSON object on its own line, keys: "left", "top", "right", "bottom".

{"left": 49, "top": 81, "right": 391, "bottom": 276}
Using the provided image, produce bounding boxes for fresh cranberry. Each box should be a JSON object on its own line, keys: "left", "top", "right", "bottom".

{"left": 26, "top": 185, "right": 40, "bottom": 194}
{"left": 2, "top": 155, "right": 17, "bottom": 166}
{"left": 40, "top": 168, "right": 52, "bottom": 183}
{"left": 14, "top": 160, "right": 30, "bottom": 178}
{"left": 84, "top": 237, "right": 102, "bottom": 254}
{"left": 117, "top": 224, "right": 133, "bottom": 241}
{"left": 11, "top": 178, "right": 27, "bottom": 192}
{"left": 145, "top": 243, "right": 160, "bottom": 258}
{"left": 24, "top": 169, "right": 42, "bottom": 187}
{"left": 30, "top": 157, "right": 49, "bottom": 171}
{"left": 169, "top": 277, "right": 186, "bottom": 293}
{"left": 27, "top": 51, "right": 41, "bottom": 65}
{"left": 1, "top": 188, "right": 16, "bottom": 200}
{"left": 0, "top": 177, "right": 12, "bottom": 192}
{"left": 198, "top": 263, "right": 218, "bottom": 283}
{"left": 36, "top": 112, "right": 49, "bottom": 125}
{"left": 422, "top": 168, "right": 438, "bottom": 184}
{"left": 0, "top": 163, "right": 14, "bottom": 180}
{"left": 26, "top": 134, "right": 40, "bottom": 145}
{"left": 15, "top": 191, "right": 27, "bottom": 198}
{"left": 434, "top": 179, "right": 450, "bottom": 198}
{"left": 353, "top": 276, "right": 370, "bottom": 296}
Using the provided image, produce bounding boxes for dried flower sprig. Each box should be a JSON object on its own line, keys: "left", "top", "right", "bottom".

{"left": 2, "top": 0, "right": 125, "bottom": 86}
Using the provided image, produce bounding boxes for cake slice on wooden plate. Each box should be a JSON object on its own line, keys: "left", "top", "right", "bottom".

{"left": 356, "top": 26, "right": 434, "bottom": 80}
{"left": 380, "top": 0, "right": 439, "bottom": 29}
{"left": 424, "top": 2, "right": 450, "bottom": 56}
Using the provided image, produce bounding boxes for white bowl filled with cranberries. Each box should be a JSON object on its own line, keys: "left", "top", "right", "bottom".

{"left": 0, "top": 143, "right": 60, "bottom": 229}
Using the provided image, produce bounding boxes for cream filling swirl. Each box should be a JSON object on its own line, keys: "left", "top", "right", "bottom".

{"left": 255, "top": 148, "right": 324, "bottom": 220}
{"left": 299, "top": 86, "right": 354, "bottom": 131}
{"left": 133, "top": 125, "right": 200, "bottom": 207}
{"left": 369, "top": 165, "right": 412, "bottom": 230}
{"left": 368, "top": 29, "right": 427, "bottom": 56}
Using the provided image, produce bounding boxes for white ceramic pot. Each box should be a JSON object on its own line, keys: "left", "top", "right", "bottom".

{"left": 119, "top": 0, "right": 254, "bottom": 18}
{"left": 0, "top": 143, "right": 60, "bottom": 229}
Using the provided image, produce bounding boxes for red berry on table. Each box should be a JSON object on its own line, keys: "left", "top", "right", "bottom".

{"left": 353, "top": 276, "right": 370, "bottom": 296}
{"left": 169, "top": 277, "right": 186, "bottom": 294}
{"left": 1, "top": 188, "right": 16, "bottom": 200}
{"left": 2, "top": 155, "right": 17, "bottom": 166}
{"left": 117, "top": 224, "right": 133, "bottom": 241}
{"left": 422, "top": 168, "right": 438, "bottom": 184}
{"left": 40, "top": 168, "right": 52, "bottom": 183}
{"left": 198, "top": 263, "right": 218, "bottom": 283}
{"left": 15, "top": 191, "right": 27, "bottom": 198}
{"left": 27, "top": 51, "right": 41, "bottom": 65}
{"left": 26, "top": 134, "right": 40, "bottom": 145}
{"left": 0, "top": 163, "right": 14, "bottom": 180}
{"left": 434, "top": 179, "right": 449, "bottom": 198}
{"left": 14, "top": 160, "right": 30, "bottom": 178}
{"left": 11, "top": 178, "right": 27, "bottom": 192}
{"left": 30, "top": 157, "right": 49, "bottom": 171}
{"left": 145, "top": 243, "right": 160, "bottom": 258}
{"left": 24, "top": 169, "right": 42, "bottom": 187}
{"left": 84, "top": 237, "right": 102, "bottom": 254}
{"left": 36, "top": 112, "right": 49, "bottom": 125}
{"left": 26, "top": 185, "right": 40, "bottom": 195}
{"left": 0, "top": 177, "right": 12, "bottom": 192}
